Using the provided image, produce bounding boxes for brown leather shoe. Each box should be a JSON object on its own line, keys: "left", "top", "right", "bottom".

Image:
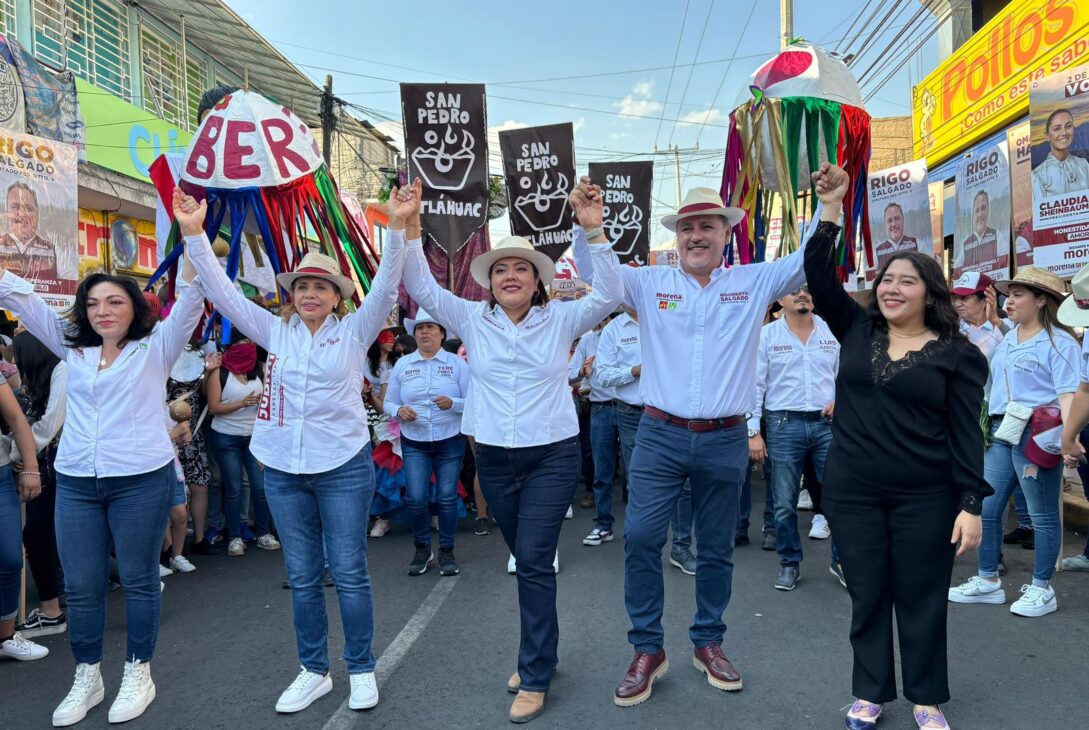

{"left": 507, "top": 671, "right": 520, "bottom": 694}
{"left": 693, "top": 642, "right": 743, "bottom": 691}
{"left": 580, "top": 492, "right": 595, "bottom": 508}
{"left": 614, "top": 650, "right": 669, "bottom": 707}
{"left": 508, "top": 690, "right": 545, "bottom": 723}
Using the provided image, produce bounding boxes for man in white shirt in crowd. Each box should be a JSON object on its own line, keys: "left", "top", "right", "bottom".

{"left": 747, "top": 284, "right": 838, "bottom": 592}
{"left": 569, "top": 316, "right": 621, "bottom": 546}
{"left": 574, "top": 166, "right": 847, "bottom": 707}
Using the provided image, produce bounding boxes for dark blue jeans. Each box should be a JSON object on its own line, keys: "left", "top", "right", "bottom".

{"left": 765, "top": 411, "right": 833, "bottom": 567}
{"left": 590, "top": 402, "right": 619, "bottom": 530}
{"left": 624, "top": 414, "right": 747, "bottom": 652}
{"left": 738, "top": 458, "right": 774, "bottom": 537}
{"left": 209, "top": 430, "right": 272, "bottom": 538}
{"left": 475, "top": 436, "right": 581, "bottom": 693}
{"left": 0, "top": 465, "right": 21, "bottom": 622}
{"left": 55, "top": 463, "right": 174, "bottom": 663}
{"left": 402, "top": 434, "right": 466, "bottom": 549}
{"left": 264, "top": 445, "right": 376, "bottom": 675}
{"left": 1077, "top": 426, "right": 1089, "bottom": 560}
{"left": 616, "top": 401, "right": 642, "bottom": 474}
{"left": 671, "top": 480, "right": 694, "bottom": 552}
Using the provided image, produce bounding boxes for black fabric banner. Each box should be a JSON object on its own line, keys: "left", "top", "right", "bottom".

{"left": 401, "top": 83, "right": 489, "bottom": 255}
{"left": 588, "top": 161, "right": 653, "bottom": 266}
{"left": 499, "top": 122, "right": 575, "bottom": 262}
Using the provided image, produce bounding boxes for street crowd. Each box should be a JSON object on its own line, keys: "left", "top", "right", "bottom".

{"left": 0, "top": 157, "right": 1087, "bottom": 730}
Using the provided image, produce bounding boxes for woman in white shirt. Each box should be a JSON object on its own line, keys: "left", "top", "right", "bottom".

{"left": 949, "top": 268, "right": 1079, "bottom": 618}
{"left": 174, "top": 185, "right": 409, "bottom": 716}
{"left": 206, "top": 338, "right": 279, "bottom": 556}
{"left": 384, "top": 310, "right": 469, "bottom": 576}
{"left": 0, "top": 253, "right": 204, "bottom": 726}
{"left": 401, "top": 178, "right": 621, "bottom": 723}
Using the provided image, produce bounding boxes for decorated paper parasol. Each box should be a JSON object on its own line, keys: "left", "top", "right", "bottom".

{"left": 721, "top": 41, "right": 871, "bottom": 277}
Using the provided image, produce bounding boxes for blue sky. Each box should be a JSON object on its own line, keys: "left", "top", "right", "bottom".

{"left": 225, "top": 0, "right": 935, "bottom": 246}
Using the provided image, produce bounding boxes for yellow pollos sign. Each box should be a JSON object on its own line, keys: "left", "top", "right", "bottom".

{"left": 913, "top": 0, "right": 1089, "bottom": 165}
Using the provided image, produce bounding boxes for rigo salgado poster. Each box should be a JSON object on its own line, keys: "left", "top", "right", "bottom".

{"left": 499, "top": 122, "right": 575, "bottom": 262}
{"left": 401, "top": 83, "right": 489, "bottom": 255}
{"left": 952, "top": 139, "right": 1010, "bottom": 281}
{"left": 865, "top": 159, "right": 932, "bottom": 282}
{"left": 587, "top": 161, "right": 652, "bottom": 266}
{"left": 1029, "top": 64, "right": 1089, "bottom": 277}
{"left": 0, "top": 131, "right": 78, "bottom": 308}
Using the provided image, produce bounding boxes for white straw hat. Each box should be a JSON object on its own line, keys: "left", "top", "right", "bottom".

{"left": 660, "top": 187, "right": 746, "bottom": 232}
{"left": 276, "top": 252, "right": 355, "bottom": 298}
{"left": 1059, "top": 262, "right": 1089, "bottom": 327}
{"left": 404, "top": 308, "right": 445, "bottom": 336}
{"left": 470, "top": 236, "right": 556, "bottom": 289}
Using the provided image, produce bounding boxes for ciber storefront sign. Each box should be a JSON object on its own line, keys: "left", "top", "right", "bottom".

{"left": 913, "top": 0, "right": 1088, "bottom": 165}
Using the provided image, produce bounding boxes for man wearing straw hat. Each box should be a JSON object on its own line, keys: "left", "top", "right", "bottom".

{"left": 575, "top": 164, "right": 850, "bottom": 705}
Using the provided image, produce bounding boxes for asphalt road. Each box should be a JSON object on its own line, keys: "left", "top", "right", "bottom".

{"left": 4, "top": 475, "right": 1088, "bottom": 730}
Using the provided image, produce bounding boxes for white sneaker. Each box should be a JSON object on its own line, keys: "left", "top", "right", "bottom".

{"left": 1, "top": 632, "right": 49, "bottom": 661}
{"left": 948, "top": 575, "right": 1006, "bottom": 604}
{"left": 797, "top": 488, "right": 814, "bottom": 510}
{"left": 369, "top": 518, "right": 391, "bottom": 538}
{"left": 565, "top": 505, "right": 574, "bottom": 519}
{"left": 808, "top": 514, "right": 831, "bottom": 539}
{"left": 256, "top": 534, "right": 282, "bottom": 551}
{"left": 169, "top": 555, "right": 196, "bottom": 573}
{"left": 108, "top": 659, "right": 156, "bottom": 723}
{"left": 158, "top": 563, "right": 173, "bottom": 578}
{"left": 52, "top": 662, "right": 105, "bottom": 727}
{"left": 348, "top": 672, "right": 379, "bottom": 710}
{"left": 276, "top": 667, "right": 332, "bottom": 713}
{"left": 228, "top": 537, "right": 246, "bottom": 557}
{"left": 553, "top": 550, "right": 560, "bottom": 574}
{"left": 507, "top": 553, "right": 517, "bottom": 574}
{"left": 1009, "top": 584, "right": 1057, "bottom": 617}
{"left": 583, "top": 527, "right": 615, "bottom": 546}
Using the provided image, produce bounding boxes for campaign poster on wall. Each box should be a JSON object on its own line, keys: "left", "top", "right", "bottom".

{"left": 1029, "top": 64, "right": 1089, "bottom": 277}
{"left": 0, "top": 131, "right": 78, "bottom": 308}
{"left": 587, "top": 161, "right": 652, "bottom": 266}
{"left": 927, "top": 180, "right": 945, "bottom": 269}
{"left": 499, "top": 122, "right": 575, "bottom": 262}
{"left": 865, "top": 159, "right": 933, "bottom": 282}
{"left": 1008, "top": 121, "right": 1035, "bottom": 270}
{"left": 401, "top": 84, "right": 489, "bottom": 255}
{"left": 952, "top": 138, "right": 1011, "bottom": 281}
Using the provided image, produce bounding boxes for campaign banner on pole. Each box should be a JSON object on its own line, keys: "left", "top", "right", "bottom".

{"left": 499, "top": 122, "right": 575, "bottom": 262}
{"left": 0, "top": 130, "right": 78, "bottom": 308}
{"left": 587, "top": 161, "right": 652, "bottom": 266}
{"left": 952, "top": 138, "right": 1010, "bottom": 281}
{"left": 1008, "top": 121, "right": 1035, "bottom": 270}
{"left": 865, "top": 159, "right": 932, "bottom": 282}
{"left": 401, "top": 84, "right": 489, "bottom": 255}
{"left": 1029, "top": 64, "right": 1089, "bottom": 277}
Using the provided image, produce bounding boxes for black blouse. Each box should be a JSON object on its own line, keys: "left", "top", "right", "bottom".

{"left": 803, "top": 221, "right": 992, "bottom": 514}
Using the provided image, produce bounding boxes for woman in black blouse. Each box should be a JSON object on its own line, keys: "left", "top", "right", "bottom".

{"left": 803, "top": 163, "right": 988, "bottom": 730}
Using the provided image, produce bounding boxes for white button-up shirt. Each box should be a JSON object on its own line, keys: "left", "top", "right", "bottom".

{"left": 0, "top": 272, "right": 205, "bottom": 477}
{"left": 594, "top": 313, "right": 642, "bottom": 406}
{"left": 573, "top": 213, "right": 820, "bottom": 419}
{"left": 747, "top": 315, "right": 839, "bottom": 430}
{"left": 402, "top": 234, "right": 621, "bottom": 448}
{"left": 184, "top": 228, "right": 405, "bottom": 474}
{"left": 959, "top": 318, "right": 1008, "bottom": 363}
{"left": 568, "top": 328, "right": 617, "bottom": 402}
{"left": 384, "top": 348, "right": 469, "bottom": 442}
{"left": 987, "top": 325, "right": 1080, "bottom": 416}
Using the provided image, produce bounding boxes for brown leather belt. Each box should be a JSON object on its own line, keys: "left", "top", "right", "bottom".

{"left": 644, "top": 405, "right": 745, "bottom": 433}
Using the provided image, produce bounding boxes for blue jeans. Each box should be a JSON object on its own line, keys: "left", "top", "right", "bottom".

{"left": 590, "top": 402, "right": 619, "bottom": 530}
{"left": 739, "top": 455, "right": 774, "bottom": 536}
{"left": 55, "top": 463, "right": 174, "bottom": 663}
{"left": 1011, "top": 485, "right": 1032, "bottom": 530}
{"left": 209, "top": 430, "right": 272, "bottom": 538}
{"left": 264, "top": 445, "right": 376, "bottom": 674}
{"left": 980, "top": 421, "right": 1062, "bottom": 584}
{"left": 402, "top": 434, "right": 466, "bottom": 549}
{"left": 624, "top": 413, "right": 746, "bottom": 652}
{"left": 765, "top": 411, "right": 833, "bottom": 567}
{"left": 671, "top": 481, "right": 694, "bottom": 552}
{"left": 616, "top": 401, "right": 642, "bottom": 475}
{"left": 475, "top": 436, "right": 581, "bottom": 693}
{"left": 0, "top": 466, "right": 21, "bottom": 622}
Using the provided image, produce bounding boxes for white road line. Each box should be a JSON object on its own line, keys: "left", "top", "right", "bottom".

{"left": 321, "top": 577, "right": 458, "bottom": 730}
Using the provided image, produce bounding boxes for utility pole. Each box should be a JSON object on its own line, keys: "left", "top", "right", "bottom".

{"left": 320, "top": 75, "right": 335, "bottom": 167}
{"left": 780, "top": 0, "right": 793, "bottom": 50}
{"left": 653, "top": 145, "right": 700, "bottom": 206}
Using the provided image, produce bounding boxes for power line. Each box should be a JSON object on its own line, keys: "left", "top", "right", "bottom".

{"left": 654, "top": 0, "right": 691, "bottom": 150}
{"left": 665, "top": 0, "right": 716, "bottom": 150}
{"left": 693, "top": 0, "right": 758, "bottom": 146}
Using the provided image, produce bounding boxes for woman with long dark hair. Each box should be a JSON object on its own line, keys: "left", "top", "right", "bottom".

{"left": 401, "top": 177, "right": 620, "bottom": 723}
{"left": 0, "top": 256, "right": 205, "bottom": 725}
{"left": 803, "top": 164, "right": 987, "bottom": 730}
{"left": 10, "top": 332, "right": 67, "bottom": 639}
{"left": 949, "top": 268, "right": 1078, "bottom": 618}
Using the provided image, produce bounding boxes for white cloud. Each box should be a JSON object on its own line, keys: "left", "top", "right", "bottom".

{"left": 487, "top": 120, "right": 530, "bottom": 175}
{"left": 632, "top": 79, "right": 654, "bottom": 98}
{"left": 677, "top": 108, "right": 724, "bottom": 127}
{"left": 614, "top": 79, "right": 662, "bottom": 120}
{"left": 572, "top": 116, "right": 587, "bottom": 134}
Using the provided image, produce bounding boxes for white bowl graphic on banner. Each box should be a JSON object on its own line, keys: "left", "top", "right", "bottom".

{"left": 604, "top": 205, "right": 644, "bottom": 256}
{"left": 514, "top": 173, "right": 570, "bottom": 232}
{"left": 412, "top": 126, "right": 476, "bottom": 191}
